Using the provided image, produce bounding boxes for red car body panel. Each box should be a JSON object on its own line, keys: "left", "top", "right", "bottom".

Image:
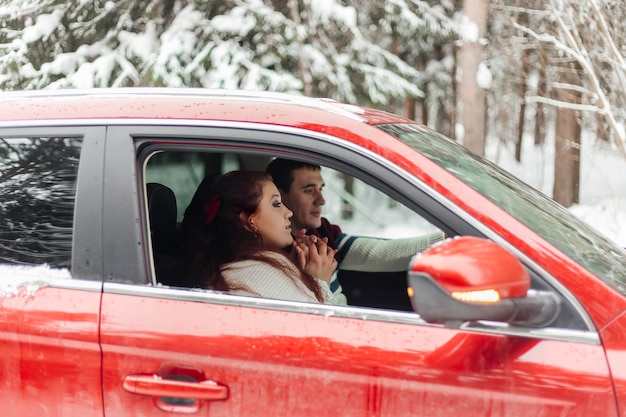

{"left": 101, "top": 291, "right": 616, "bottom": 417}
{"left": 600, "top": 310, "right": 626, "bottom": 416}
{"left": 0, "top": 286, "right": 102, "bottom": 416}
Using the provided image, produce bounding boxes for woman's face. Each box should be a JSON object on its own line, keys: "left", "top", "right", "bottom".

{"left": 249, "top": 181, "right": 294, "bottom": 249}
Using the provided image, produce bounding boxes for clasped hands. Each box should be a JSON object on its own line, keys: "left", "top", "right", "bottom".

{"left": 291, "top": 228, "right": 337, "bottom": 284}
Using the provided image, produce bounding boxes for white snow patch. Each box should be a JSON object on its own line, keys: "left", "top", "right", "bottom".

{"left": 211, "top": 6, "right": 257, "bottom": 35}
{"left": 476, "top": 62, "right": 492, "bottom": 89}
{"left": 0, "top": 264, "right": 71, "bottom": 298}
{"left": 455, "top": 122, "right": 465, "bottom": 142}
{"left": 460, "top": 15, "right": 479, "bottom": 43}
{"left": 22, "top": 9, "right": 63, "bottom": 44}
{"left": 118, "top": 21, "right": 159, "bottom": 63}
{"left": 310, "top": 0, "right": 356, "bottom": 27}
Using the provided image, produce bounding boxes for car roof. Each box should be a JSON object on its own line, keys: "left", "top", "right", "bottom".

{"left": 0, "top": 88, "right": 412, "bottom": 126}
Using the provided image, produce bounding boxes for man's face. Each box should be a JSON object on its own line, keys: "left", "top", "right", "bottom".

{"left": 281, "top": 167, "right": 325, "bottom": 231}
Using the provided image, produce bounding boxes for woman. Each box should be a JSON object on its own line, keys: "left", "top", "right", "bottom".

{"left": 179, "top": 171, "right": 337, "bottom": 304}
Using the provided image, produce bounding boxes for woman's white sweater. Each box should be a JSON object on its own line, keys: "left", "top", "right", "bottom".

{"left": 223, "top": 251, "right": 334, "bottom": 304}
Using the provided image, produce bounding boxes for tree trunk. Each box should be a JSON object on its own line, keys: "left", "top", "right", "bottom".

{"left": 553, "top": 63, "right": 581, "bottom": 207}
{"left": 457, "top": 0, "right": 488, "bottom": 156}
{"left": 449, "top": 45, "right": 458, "bottom": 141}
{"left": 340, "top": 174, "right": 354, "bottom": 221}
{"left": 288, "top": 0, "right": 311, "bottom": 96}
{"left": 515, "top": 5, "right": 529, "bottom": 162}
{"left": 596, "top": 113, "right": 610, "bottom": 143}
{"left": 515, "top": 46, "right": 529, "bottom": 162}
{"left": 405, "top": 97, "right": 416, "bottom": 121}
{"left": 534, "top": 55, "right": 546, "bottom": 146}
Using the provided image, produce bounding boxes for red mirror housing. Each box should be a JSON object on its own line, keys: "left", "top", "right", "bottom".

{"left": 407, "top": 236, "right": 559, "bottom": 327}
{"left": 410, "top": 236, "right": 530, "bottom": 300}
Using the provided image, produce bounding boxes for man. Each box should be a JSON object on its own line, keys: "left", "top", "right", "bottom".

{"left": 266, "top": 158, "right": 446, "bottom": 305}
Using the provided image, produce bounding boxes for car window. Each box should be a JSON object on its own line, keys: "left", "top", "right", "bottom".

{"left": 0, "top": 137, "right": 82, "bottom": 270}
{"left": 320, "top": 168, "right": 441, "bottom": 239}
{"left": 145, "top": 151, "right": 439, "bottom": 240}
{"left": 379, "top": 123, "right": 626, "bottom": 296}
{"left": 145, "top": 151, "right": 207, "bottom": 223}
{"left": 142, "top": 148, "right": 443, "bottom": 310}
{"left": 136, "top": 142, "right": 590, "bottom": 331}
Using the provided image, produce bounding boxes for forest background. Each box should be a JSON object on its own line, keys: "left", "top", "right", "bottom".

{"left": 2, "top": 0, "right": 626, "bottom": 244}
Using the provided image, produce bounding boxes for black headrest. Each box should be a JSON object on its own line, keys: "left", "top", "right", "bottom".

{"left": 147, "top": 183, "right": 177, "bottom": 255}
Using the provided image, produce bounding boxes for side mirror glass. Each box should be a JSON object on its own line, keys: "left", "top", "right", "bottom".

{"left": 407, "top": 236, "right": 560, "bottom": 327}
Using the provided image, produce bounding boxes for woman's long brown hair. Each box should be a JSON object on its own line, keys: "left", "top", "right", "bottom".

{"left": 178, "top": 171, "right": 325, "bottom": 302}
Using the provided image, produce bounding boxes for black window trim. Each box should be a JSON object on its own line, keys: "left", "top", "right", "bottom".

{"left": 0, "top": 125, "right": 105, "bottom": 282}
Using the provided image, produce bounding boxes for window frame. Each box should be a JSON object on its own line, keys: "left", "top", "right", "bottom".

{"left": 0, "top": 125, "right": 105, "bottom": 281}
{"left": 99, "top": 122, "right": 596, "bottom": 341}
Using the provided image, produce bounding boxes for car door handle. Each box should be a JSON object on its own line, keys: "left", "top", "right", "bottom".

{"left": 122, "top": 374, "right": 229, "bottom": 400}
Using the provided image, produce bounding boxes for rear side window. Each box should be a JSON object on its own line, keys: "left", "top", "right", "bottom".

{"left": 0, "top": 137, "right": 82, "bottom": 269}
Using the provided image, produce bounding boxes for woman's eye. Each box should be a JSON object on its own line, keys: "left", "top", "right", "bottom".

{"left": 272, "top": 201, "right": 282, "bottom": 208}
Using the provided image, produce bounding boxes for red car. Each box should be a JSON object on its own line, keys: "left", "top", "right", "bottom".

{"left": 0, "top": 88, "right": 625, "bottom": 416}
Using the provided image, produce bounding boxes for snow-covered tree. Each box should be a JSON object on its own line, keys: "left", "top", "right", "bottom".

{"left": 487, "top": 0, "right": 626, "bottom": 206}
{"left": 349, "top": 0, "right": 458, "bottom": 125}
{"left": 536, "top": 1, "right": 626, "bottom": 152}
{"left": 0, "top": 0, "right": 457, "bottom": 110}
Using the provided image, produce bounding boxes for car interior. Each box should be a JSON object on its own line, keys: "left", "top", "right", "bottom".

{"left": 137, "top": 145, "right": 591, "bottom": 336}
{"left": 142, "top": 149, "right": 444, "bottom": 312}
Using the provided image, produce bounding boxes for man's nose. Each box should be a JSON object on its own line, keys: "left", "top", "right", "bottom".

{"left": 314, "top": 190, "right": 325, "bottom": 205}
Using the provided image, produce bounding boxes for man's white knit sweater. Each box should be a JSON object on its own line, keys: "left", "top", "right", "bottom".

{"left": 331, "top": 230, "right": 446, "bottom": 304}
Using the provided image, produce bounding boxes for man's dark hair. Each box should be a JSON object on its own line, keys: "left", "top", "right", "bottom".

{"left": 265, "top": 158, "right": 321, "bottom": 193}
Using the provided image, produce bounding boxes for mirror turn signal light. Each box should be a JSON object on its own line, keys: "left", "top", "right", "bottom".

{"left": 409, "top": 285, "right": 501, "bottom": 304}
{"left": 451, "top": 289, "right": 500, "bottom": 303}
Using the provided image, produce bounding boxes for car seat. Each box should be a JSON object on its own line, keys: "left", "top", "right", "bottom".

{"left": 146, "top": 183, "right": 180, "bottom": 285}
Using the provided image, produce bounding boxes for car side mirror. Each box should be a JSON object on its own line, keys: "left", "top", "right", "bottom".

{"left": 407, "top": 236, "right": 560, "bottom": 327}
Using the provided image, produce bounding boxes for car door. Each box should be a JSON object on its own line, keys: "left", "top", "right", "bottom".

{"left": 99, "top": 124, "right": 618, "bottom": 417}
{"left": 0, "top": 127, "right": 105, "bottom": 417}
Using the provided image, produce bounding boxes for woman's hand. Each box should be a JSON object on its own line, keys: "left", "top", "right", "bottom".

{"left": 291, "top": 230, "right": 337, "bottom": 283}
{"left": 291, "top": 228, "right": 309, "bottom": 266}
{"left": 301, "top": 235, "right": 337, "bottom": 284}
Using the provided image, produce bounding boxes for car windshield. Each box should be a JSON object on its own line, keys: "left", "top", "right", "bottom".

{"left": 379, "top": 123, "right": 626, "bottom": 295}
